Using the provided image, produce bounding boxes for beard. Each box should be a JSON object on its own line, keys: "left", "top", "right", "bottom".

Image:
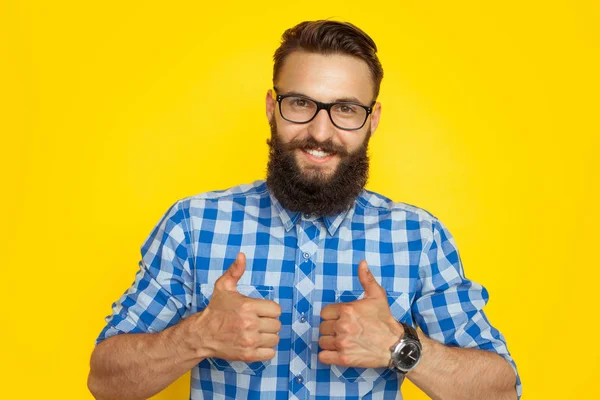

{"left": 265, "top": 118, "right": 371, "bottom": 217}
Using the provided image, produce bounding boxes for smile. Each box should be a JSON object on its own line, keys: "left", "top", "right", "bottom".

{"left": 300, "top": 148, "right": 336, "bottom": 164}
{"left": 305, "top": 148, "right": 331, "bottom": 158}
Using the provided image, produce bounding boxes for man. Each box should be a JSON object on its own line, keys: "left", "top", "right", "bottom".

{"left": 88, "top": 20, "right": 521, "bottom": 399}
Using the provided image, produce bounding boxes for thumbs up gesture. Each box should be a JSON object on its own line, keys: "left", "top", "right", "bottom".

{"left": 190, "top": 253, "right": 282, "bottom": 363}
{"left": 319, "top": 261, "right": 404, "bottom": 368}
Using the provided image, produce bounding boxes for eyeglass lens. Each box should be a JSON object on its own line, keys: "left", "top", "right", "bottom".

{"left": 280, "top": 97, "right": 367, "bottom": 129}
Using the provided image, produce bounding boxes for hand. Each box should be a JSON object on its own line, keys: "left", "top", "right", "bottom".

{"left": 318, "top": 260, "right": 404, "bottom": 368}
{"left": 185, "top": 252, "right": 282, "bottom": 363}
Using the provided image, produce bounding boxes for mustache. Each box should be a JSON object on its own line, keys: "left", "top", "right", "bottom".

{"left": 267, "top": 136, "right": 349, "bottom": 157}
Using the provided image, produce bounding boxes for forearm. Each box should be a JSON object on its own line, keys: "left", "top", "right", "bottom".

{"left": 88, "top": 315, "right": 204, "bottom": 400}
{"left": 406, "top": 333, "right": 517, "bottom": 400}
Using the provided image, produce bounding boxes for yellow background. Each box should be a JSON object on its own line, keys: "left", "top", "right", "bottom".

{"left": 2, "top": 0, "right": 598, "bottom": 398}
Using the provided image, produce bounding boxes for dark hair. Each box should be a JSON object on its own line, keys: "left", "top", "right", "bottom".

{"left": 273, "top": 20, "right": 384, "bottom": 100}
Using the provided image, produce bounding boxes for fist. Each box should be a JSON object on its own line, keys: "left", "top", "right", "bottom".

{"left": 189, "top": 253, "right": 282, "bottom": 363}
{"left": 318, "top": 261, "right": 404, "bottom": 368}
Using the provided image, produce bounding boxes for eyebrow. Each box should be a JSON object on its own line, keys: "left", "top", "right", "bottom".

{"left": 274, "top": 88, "right": 365, "bottom": 105}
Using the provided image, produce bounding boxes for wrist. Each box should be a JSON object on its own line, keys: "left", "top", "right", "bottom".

{"left": 389, "top": 322, "right": 422, "bottom": 374}
{"left": 163, "top": 311, "right": 210, "bottom": 362}
{"left": 406, "top": 331, "right": 453, "bottom": 379}
{"left": 380, "top": 318, "right": 404, "bottom": 367}
{"left": 415, "top": 331, "right": 437, "bottom": 365}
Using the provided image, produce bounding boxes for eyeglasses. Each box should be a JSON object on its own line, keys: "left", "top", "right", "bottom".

{"left": 274, "top": 89, "right": 375, "bottom": 131}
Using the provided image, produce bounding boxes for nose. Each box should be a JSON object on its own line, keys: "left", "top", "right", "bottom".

{"left": 307, "top": 109, "right": 336, "bottom": 143}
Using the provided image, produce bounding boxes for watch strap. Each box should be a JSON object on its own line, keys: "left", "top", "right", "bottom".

{"left": 400, "top": 322, "right": 419, "bottom": 341}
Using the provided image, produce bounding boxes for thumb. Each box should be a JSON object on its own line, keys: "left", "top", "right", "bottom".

{"left": 358, "top": 260, "right": 386, "bottom": 299}
{"left": 215, "top": 252, "right": 246, "bottom": 292}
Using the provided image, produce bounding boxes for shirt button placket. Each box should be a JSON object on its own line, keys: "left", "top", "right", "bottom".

{"left": 291, "top": 217, "right": 319, "bottom": 399}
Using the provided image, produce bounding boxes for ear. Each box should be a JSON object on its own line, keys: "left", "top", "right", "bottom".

{"left": 266, "top": 89, "right": 275, "bottom": 121}
{"left": 369, "top": 102, "right": 382, "bottom": 134}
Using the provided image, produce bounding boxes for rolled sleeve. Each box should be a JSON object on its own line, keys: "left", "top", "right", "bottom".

{"left": 95, "top": 200, "right": 194, "bottom": 345}
{"left": 412, "top": 218, "right": 522, "bottom": 398}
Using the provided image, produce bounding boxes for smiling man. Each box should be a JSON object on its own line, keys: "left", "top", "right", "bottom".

{"left": 265, "top": 50, "right": 375, "bottom": 217}
{"left": 88, "top": 20, "right": 521, "bottom": 400}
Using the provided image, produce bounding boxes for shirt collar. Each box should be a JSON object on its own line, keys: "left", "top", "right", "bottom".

{"left": 268, "top": 188, "right": 357, "bottom": 236}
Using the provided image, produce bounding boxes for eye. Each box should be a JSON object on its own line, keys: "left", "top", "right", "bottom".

{"left": 291, "top": 98, "right": 309, "bottom": 107}
{"left": 338, "top": 104, "right": 357, "bottom": 114}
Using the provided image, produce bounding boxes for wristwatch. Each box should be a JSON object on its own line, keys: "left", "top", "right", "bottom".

{"left": 389, "top": 322, "right": 422, "bottom": 374}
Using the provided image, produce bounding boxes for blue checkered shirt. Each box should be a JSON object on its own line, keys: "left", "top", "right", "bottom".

{"left": 96, "top": 180, "right": 521, "bottom": 399}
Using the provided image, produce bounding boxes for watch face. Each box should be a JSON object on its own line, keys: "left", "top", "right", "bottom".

{"left": 395, "top": 342, "right": 421, "bottom": 370}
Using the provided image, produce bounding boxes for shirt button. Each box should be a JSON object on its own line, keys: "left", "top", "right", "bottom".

{"left": 295, "top": 375, "right": 304, "bottom": 384}
{"left": 303, "top": 213, "right": 311, "bottom": 219}
{"left": 303, "top": 252, "right": 310, "bottom": 260}
{"left": 300, "top": 315, "right": 307, "bottom": 323}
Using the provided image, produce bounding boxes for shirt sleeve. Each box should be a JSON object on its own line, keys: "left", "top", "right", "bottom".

{"left": 95, "top": 200, "right": 194, "bottom": 345}
{"left": 412, "top": 218, "right": 522, "bottom": 398}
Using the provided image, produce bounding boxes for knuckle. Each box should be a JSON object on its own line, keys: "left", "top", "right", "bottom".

{"left": 262, "top": 348, "right": 276, "bottom": 360}
{"left": 337, "top": 337, "right": 352, "bottom": 349}
{"left": 319, "top": 337, "right": 330, "bottom": 349}
{"left": 337, "top": 320, "right": 356, "bottom": 334}
{"left": 340, "top": 303, "right": 354, "bottom": 314}
{"left": 241, "top": 317, "right": 257, "bottom": 331}
{"left": 320, "top": 308, "right": 327, "bottom": 318}
{"left": 339, "top": 353, "right": 351, "bottom": 366}
{"left": 240, "top": 336, "right": 257, "bottom": 348}
{"left": 239, "top": 350, "right": 254, "bottom": 363}
{"left": 265, "top": 300, "right": 281, "bottom": 316}
{"left": 274, "top": 303, "right": 282, "bottom": 316}
{"left": 240, "top": 301, "right": 255, "bottom": 313}
{"left": 317, "top": 352, "right": 326, "bottom": 364}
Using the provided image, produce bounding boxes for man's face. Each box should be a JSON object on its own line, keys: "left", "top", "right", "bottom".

{"left": 265, "top": 51, "right": 382, "bottom": 216}
{"left": 266, "top": 52, "right": 381, "bottom": 182}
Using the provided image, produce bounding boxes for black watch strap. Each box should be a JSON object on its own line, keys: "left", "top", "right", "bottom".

{"left": 400, "top": 322, "right": 419, "bottom": 341}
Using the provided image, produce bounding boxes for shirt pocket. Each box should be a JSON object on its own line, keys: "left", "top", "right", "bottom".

{"left": 199, "top": 283, "right": 275, "bottom": 375}
{"left": 329, "top": 290, "right": 411, "bottom": 384}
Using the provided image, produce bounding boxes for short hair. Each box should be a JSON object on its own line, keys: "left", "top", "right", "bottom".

{"left": 273, "top": 20, "right": 384, "bottom": 100}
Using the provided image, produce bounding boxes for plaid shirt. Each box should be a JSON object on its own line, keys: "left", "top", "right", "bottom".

{"left": 96, "top": 180, "right": 521, "bottom": 399}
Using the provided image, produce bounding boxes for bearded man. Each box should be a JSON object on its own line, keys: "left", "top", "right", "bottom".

{"left": 88, "top": 20, "right": 521, "bottom": 400}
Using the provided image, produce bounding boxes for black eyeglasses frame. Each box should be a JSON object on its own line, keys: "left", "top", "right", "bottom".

{"left": 274, "top": 90, "right": 375, "bottom": 131}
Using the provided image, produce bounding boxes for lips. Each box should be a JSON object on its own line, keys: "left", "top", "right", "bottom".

{"left": 300, "top": 148, "right": 336, "bottom": 164}
{"left": 305, "top": 148, "right": 331, "bottom": 158}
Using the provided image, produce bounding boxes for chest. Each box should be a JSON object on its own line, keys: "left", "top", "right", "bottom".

{"left": 189, "top": 218, "right": 422, "bottom": 322}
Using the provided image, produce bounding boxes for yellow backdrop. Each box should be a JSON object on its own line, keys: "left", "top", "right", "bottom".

{"left": 2, "top": 1, "right": 598, "bottom": 399}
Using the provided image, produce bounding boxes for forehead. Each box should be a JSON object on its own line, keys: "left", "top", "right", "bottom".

{"left": 275, "top": 51, "right": 375, "bottom": 104}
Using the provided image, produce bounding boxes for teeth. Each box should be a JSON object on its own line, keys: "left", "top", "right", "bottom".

{"left": 305, "top": 149, "right": 330, "bottom": 158}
